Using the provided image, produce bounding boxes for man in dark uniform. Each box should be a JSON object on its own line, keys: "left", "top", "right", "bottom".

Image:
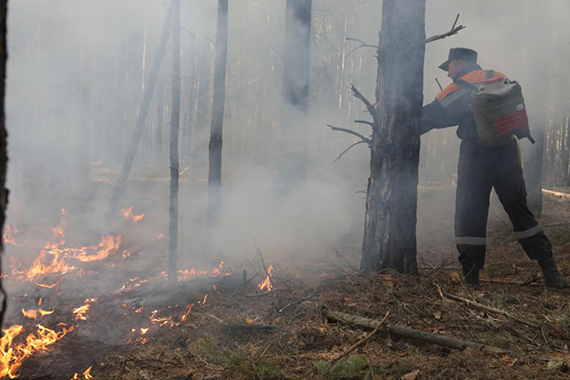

{"left": 421, "top": 47, "right": 568, "bottom": 288}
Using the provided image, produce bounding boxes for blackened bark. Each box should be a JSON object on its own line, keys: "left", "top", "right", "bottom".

{"left": 207, "top": 0, "right": 229, "bottom": 226}
{"left": 278, "top": 0, "right": 312, "bottom": 188}
{"left": 168, "top": 0, "right": 181, "bottom": 285}
{"left": 0, "top": 0, "right": 8, "bottom": 328}
{"left": 108, "top": 5, "right": 173, "bottom": 218}
{"left": 360, "top": 0, "right": 426, "bottom": 273}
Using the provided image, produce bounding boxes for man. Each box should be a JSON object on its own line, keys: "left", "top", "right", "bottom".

{"left": 421, "top": 47, "right": 568, "bottom": 288}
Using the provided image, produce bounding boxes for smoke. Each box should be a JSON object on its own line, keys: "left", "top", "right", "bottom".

{"left": 3, "top": 0, "right": 567, "bottom": 299}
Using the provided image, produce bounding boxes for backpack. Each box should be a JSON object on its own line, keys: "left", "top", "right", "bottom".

{"left": 456, "top": 71, "right": 535, "bottom": 146}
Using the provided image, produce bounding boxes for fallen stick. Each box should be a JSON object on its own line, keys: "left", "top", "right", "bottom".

{"left": 329, "top": 311, "right": 390, "bottom": 364}
{"left": 322, "top": 308, "right": 507, "bottom": 354}
{"left": 441, "top": 290, "right": 539, "bottom": 329}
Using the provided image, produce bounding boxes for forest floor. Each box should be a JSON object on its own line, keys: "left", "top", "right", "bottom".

{"left": 95, "top": 188, "right": 570, "bottom": 380}
{"left": 9, "top": 186, "right": 570, "bottom": 380}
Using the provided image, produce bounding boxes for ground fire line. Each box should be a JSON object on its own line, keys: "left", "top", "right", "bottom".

{"left": 0, "top": 207, "right": 274, "bottom": 379}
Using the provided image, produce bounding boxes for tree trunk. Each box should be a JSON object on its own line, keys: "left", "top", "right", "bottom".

{"left": 107, "top": 5, "right": 172, "bottom": 218}
{"left": 0, "top": 0, "right": 8, "bottom": 328}
{"left": 278, "top": 0, "right": 312, "bottom": 189}
{"left": 523, "top": 0, "right": 552, "bottom": 217}
{"left": 156, "top": 81, "right": 164, "bottom": 155}
{"left": 207, "top": 0, "right": 229, "bottom": 226}
{"left": 360, "top": 0, "right": 425, "bottom": 273}
{"left": 168, "top": 0, "right": 181, "bottom": 285}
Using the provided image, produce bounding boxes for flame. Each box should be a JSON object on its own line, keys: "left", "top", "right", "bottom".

{"left": 21, "top": 308, "right": 54, "bottom": 320}
{"left": 121, "top": 207, "right": 145, "bottom": 222}
{"left": 83, "top": 366, "right": 93, "bottom": 379}
{"left": 51, "top": 221, "right": 67, "bottom": 241}
{"left": 73, "top": 300, "right": 92, "bottom": 321}
{"left": 198, "top": 294, "right": 208, "bottom": 305}
{"left": 3, "top": 225, "right": 18, "bottom": 246}
{"left": 180, "top": 304, "right": 194, "bottom": 322}
{"left": 140, "top": 328, "right": 149, "bottom": 335}
{"left": 35, "top": 282, "right": 58, "bottom": 289}
{"left": 24, "top": 248, "right": 76, "bottom": 281}
{"left": 72, "top": 235, "right": 121, "bottom": 262}
{"left": 0, "top": 324, "right": 70, "bottom": 378}
{"left": 258, "top": 264, "right": 274, "bottom": 291}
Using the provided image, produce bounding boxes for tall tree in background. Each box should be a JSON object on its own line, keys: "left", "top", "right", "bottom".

{"left": 278, "top": 0, "right": 312, "bottom": 188}
{"left": 360, "top": 0, "right": 426, "bottom": 273}
{"left": 168, "top": 0, "right": 181, "bottom": 285}
{"left": 107, "top": 5, "right": 173, "bottom": 217}
{"left": 207, "top": 0, "right": 229, "bottom": 226}
{"left": 523, "top": 0, "right": 552, "bottom": 217}
{"left": 0, "top": 0, "right": 8, "bottom": 328}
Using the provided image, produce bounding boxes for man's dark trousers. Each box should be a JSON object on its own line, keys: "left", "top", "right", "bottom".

{"left": 455, "top": 139, "right": 552, "bottom": 271}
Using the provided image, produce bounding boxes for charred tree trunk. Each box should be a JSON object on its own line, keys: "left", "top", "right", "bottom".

{"left": 0, "top": 0, "right": 8, "bottom": 328}
{"left": 278, "top": 0, "right": 312, "bottom": 189}
{"left": 360, "top": 0, "right": 425, "bottom": 273}
{"left": 168, "top": 0, "right": 181, "bottom": 285}
{"left": 207, "top": 0, "right": 229, "bottom": 226}
{"left": 107, "top": 5, "right": 173, "bottom": 218}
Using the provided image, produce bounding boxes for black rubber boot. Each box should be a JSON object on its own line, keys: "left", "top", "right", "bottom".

{"left": 539, "top": 257, "right": 570, "bottom": 289}
{"left": 462, "top": 265, "right": 480, "bottom": 287}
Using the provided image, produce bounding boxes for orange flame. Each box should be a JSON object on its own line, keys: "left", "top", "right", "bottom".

{"left": 0, "top": 324, "right": 70, "bottom": 378}
{"left": 258, "top": 264, "right": 274, "bottom": 291}
{"left": 51, "top": 221, "right": 67, "bottom": 241}
{"left": 24, "top": 248, "right": 76, "bottom": 281}
{"left": 3, "top": 225, "right": 18, "bottom": 246}
{"left": 21, "top": 308, "right": 54, "bottom": 320}
{"left": 72, "top": 235, "right": 121, "bottom": 262}
{"left": 73, "top": 300, "right": 92, "bottom": 321}
{"left": 121, "top": 207, "right": 145, "bottom": 222}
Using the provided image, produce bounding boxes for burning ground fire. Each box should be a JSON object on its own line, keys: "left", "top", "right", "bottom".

{"left": 0, "top": 208, "right": 274, "bottom": 378}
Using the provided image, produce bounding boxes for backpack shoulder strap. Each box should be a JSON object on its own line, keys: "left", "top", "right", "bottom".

{"left": 454, "top": 79, "right": 478, "bottom": 91}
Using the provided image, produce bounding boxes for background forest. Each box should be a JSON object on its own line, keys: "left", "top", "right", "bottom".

{"left": 2, "top": 1, "right": 570, "bottom": 379}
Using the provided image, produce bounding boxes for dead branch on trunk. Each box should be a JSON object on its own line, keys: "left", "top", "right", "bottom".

{"left": 345, "top": 14, "right": 465, "bottom": 58}
{"left": 345, "top": 38, "right": 379, "bottom": 58}
{"left": 425, "top": 14, "right": 466, "bottom": 44}
{"left": 322, "top": 308, "right": 507, "bottom": 354}
{"left": 329, "top": 311, "right": 390, "bottom": 364}
{"left": 333, "top": 141, "right": 369, "bottom": 162}
{"left": 440, "top": 289, "right": 539, "bottom": 329}
{"left": 350, "top": 85, "right": 379, "bottom": 131}
{"left": 327, "top": 125, "right": 371, "bottom": 144}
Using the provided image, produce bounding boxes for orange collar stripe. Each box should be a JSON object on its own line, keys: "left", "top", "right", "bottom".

{"left": 435, "top": 70, "right": 506, "bottom": 102}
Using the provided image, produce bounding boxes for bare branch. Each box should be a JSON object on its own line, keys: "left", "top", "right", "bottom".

{"left": 327, "top": 124, "right": 371, "bottom": 144}
{"left": 334, "top": 141, "right": 369, "bottom": 163}
{"left": 425, "top": 14, "right": 466, "bottom": 44}
{"left": 354, "top": 120, "right": 376, "bottom": 128}
{"left": 345, "top": 38, "right": 379, "bottom": 58}
{"left": 350, "top": 85, "right": 379, "bottom": 131}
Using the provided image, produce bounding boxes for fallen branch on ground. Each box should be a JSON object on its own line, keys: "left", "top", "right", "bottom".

{"left": 322, "top": 308, "right": 507, "bottom": 354}
{"left": 329, "top": 311, "right": 390, "bottom": 364}
{"left": 440, "top": 289, "right": 539, "bottom": 329}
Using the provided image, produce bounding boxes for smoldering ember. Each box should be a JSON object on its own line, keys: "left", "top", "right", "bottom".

{"left": 1, "top": 0, "right": 570, "bottom": 379}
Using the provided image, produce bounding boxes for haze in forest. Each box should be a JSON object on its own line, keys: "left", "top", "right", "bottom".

{"left": 4, "top": 0, "right": 570, "bottom": 277}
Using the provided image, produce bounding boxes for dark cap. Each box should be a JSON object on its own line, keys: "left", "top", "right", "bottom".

{"left": 438, "top": 48, "right": 478, "bottom": 71}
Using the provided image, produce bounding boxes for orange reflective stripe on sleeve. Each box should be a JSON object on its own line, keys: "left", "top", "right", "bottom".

{"left": 435, "top": 70, "right": 507, "bottom": 102}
